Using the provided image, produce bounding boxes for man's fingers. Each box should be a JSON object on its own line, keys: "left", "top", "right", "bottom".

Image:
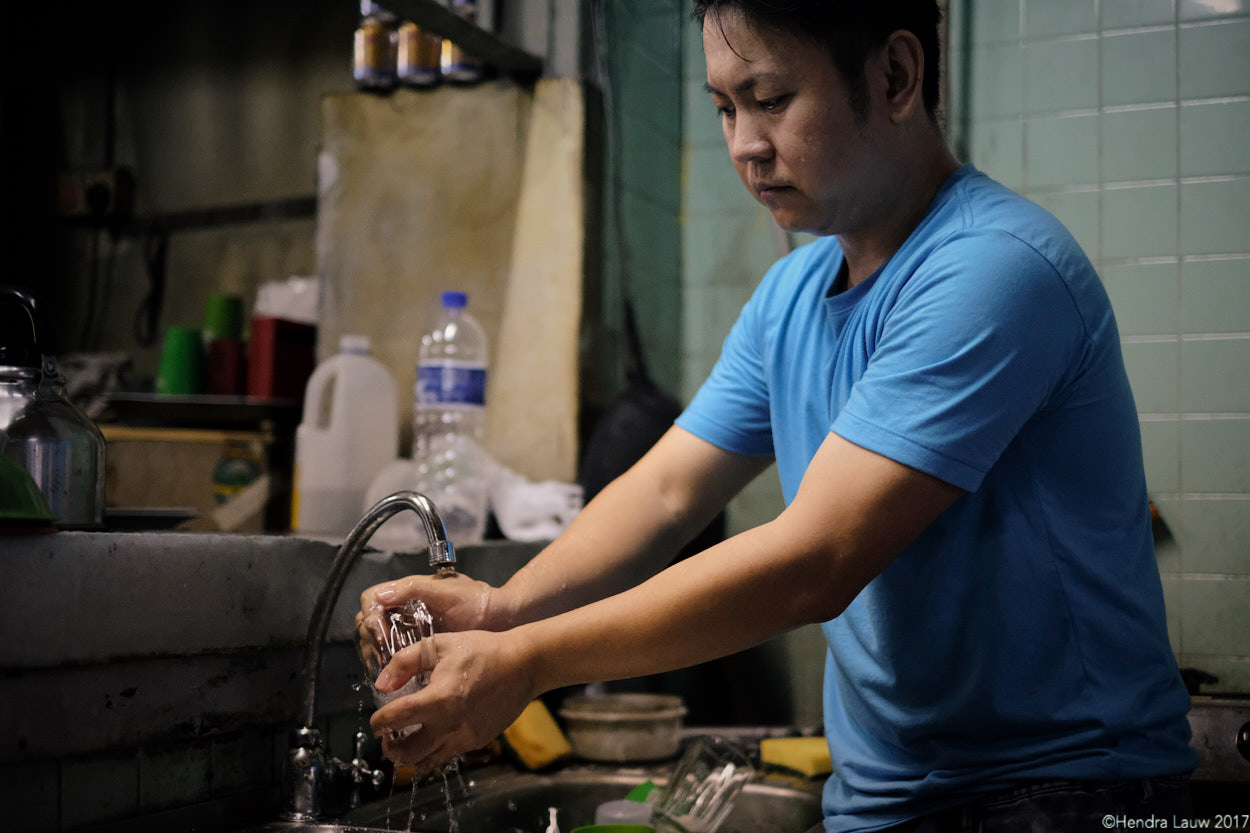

{"left": 410, "top": 739, "right": 458, "bottom": 775}
{"left": 371, "top": 695, "right": 428, "bottom": 744}
{"left": 371, "top": 684, "right": 422, "bottom": 733}
{"left": 384, "top": 731, "right": 457, "bottom": 773}
{"left": 374, "top": 635, "right": 437, "bottom": 692}
{"left": 361, "top": 577, "right": 407, "bottom": 612}
{"left": 374, "top": 691, "right": 461, "bottom": 771}
{"left": 381, "top": 723, "right": 434, "bottom": 765}
{"left": 370, "top": 674, "right": 442, "bottom": 732}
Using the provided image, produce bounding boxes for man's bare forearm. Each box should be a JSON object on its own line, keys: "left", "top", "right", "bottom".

{"left": 506, "top": 432, "right": 963, "bottom": 697}
{"left": 487, "top": 428, "right": 771, "bottom": 629}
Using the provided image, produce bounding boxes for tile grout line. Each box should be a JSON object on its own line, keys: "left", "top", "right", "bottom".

{"left": 1172, "top": 0, "right": 1185, "bottom": 503}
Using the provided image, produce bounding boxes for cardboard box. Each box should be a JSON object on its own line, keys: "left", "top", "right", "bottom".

{"left": 102, "top": 425, "right": 274, "bottom": 533}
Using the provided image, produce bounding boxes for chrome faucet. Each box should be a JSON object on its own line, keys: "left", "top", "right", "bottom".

{"left": 282, "top": 490, "right": 457, "bottom": 820}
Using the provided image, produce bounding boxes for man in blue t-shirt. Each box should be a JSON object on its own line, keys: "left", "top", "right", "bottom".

{"left": 360, "top": 2, "right": 1196, "bottom": 830}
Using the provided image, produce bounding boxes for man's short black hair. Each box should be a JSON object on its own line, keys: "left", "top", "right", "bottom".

{"left": 693, "top": 0, "right": 943, "bottom": 119}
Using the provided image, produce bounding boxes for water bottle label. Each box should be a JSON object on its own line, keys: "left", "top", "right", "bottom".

{"left": 416, "top": 361, "right": 486, "bottom": 407}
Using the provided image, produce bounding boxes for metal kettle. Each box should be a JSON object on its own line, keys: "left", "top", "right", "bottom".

{"left": 0, "top": 285, "right": 105, "bottom": 529}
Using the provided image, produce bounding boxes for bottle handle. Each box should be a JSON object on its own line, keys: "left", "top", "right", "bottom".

{"left": 301, "top": 362, "right": 340, "bottom": 431}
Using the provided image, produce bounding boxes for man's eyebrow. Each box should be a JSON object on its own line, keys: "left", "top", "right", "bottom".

{"left": 704, "top": 73, "right": 783, "bottom": 97}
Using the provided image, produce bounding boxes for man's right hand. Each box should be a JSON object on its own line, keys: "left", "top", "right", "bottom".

{"left": 358, "top": 572, "right": 507, "bottom": 634}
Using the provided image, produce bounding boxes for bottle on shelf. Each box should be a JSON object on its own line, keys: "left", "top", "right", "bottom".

{"left": 413, "top": 290, "right": 490, "bottom": 544}
{"left": 397, "top": 20, "right": 442, "bottom": 88}
{"left": 353, "top": 1, "right": 399, "bottom": 91}
{"left": 440, "top": 0, "right": 485, "bottom": 84}
{"left": 212, "top": 438, "right": 264, "bottom": 506}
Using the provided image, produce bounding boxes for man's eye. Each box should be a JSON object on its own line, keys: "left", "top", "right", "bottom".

{"left": 759, "top": 96, "right": 786, "bottom": 112}
{"left": 716, "top": 104, "right": 735, "bottom": 119}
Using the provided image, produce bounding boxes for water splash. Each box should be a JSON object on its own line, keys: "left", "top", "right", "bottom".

{"left": 383, "top": 782, "right": 392, "bottom": 830}
{"left": 449, "top": 756, "right": 471, "bottom": 803}
{"left": 406, "top": 776, "right": 420, "bottom": 831}
{"left": 441, "top": 767, "right": 459, "bottom": 833}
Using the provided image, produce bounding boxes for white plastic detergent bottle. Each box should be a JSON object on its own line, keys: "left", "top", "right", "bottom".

{"left": 292, "top": 334, "right": 398, "bottom": 537}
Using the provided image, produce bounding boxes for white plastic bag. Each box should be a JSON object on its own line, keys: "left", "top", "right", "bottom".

{"left": 362, "top": 454, "right": 583, "bottom": 550}
{"left": 485, "top": 457, "right": 582, "bottom": 542}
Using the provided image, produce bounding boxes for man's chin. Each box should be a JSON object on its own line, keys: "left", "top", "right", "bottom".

{"left": 769, "top": 211, "right": 828, "bottom": 237}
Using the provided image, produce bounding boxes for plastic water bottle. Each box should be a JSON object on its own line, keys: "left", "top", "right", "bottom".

{"left": 293, "top": 334, "right": 398, "bottom": 537}
{"left": 414, "top": 290, "right": 489, "bottom": 544}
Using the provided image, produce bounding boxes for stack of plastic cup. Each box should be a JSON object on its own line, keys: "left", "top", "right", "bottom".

{"left": 203, "top": 293, "right": 246, "bottom": 395}
{"left": 156, "top": 326, "right": 205, "bottom": 395}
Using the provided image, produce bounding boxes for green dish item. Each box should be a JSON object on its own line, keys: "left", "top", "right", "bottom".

{"left": 570, "top": 826, "right": 655, "bottom": 833}
{"left": 0, "top": 455, "right": 55, "bottom": 523}
{"left": 626, "top": 780, "right": 657, "bottom": 802}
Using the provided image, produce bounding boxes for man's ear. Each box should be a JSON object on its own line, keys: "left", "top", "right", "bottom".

{"left": 881, "top": 29, "right": 925, "bottom": 123}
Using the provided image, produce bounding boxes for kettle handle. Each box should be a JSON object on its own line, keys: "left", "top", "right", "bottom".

{"left": 0, "top": 284, "right": 59, "bottom": 379}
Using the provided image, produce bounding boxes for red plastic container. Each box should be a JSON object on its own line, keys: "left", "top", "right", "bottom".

{"left": 247, "top": 317, "right": 316, "bottom": 401}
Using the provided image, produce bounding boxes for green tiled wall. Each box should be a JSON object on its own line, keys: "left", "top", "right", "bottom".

{"left": 950, "top": 0, "right": 1250, "bottom": 691}
{"left": 589, "top": 0, "right": 685, "bottom": 400}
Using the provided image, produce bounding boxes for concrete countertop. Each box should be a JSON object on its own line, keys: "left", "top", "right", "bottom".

{"left": 0, "top": 531, "right": 543, "bottom": 668}
{"left": 0, "top": 531, "right": 544, "bottom": 764}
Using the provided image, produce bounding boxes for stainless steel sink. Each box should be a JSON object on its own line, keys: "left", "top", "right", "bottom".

{"left": 334, "top": 762, "right": 823, "bottom": 833}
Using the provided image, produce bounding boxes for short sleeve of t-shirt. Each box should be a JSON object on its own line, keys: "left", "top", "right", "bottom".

{"left": 675, "top": 261, "right": 789, "bottom": 459}
{"left": 833, "top": 230, "right": 1088, "bottom": 492}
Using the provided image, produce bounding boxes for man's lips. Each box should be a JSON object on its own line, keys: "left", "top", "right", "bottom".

{"left": 755, "top": 182, "right": 795, "bottom": 202}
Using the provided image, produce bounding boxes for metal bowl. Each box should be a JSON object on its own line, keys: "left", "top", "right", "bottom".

{"left": 560, "top": 693, "right": 688, "bottom": 762}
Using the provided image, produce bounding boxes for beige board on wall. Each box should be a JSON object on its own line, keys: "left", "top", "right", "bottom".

{"left": 316, "top": 79, "right": 585, "bottom": 482}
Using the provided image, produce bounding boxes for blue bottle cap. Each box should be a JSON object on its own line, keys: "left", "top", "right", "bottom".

{"left": 441, "top": 291, "right": 468, "bottom": 308}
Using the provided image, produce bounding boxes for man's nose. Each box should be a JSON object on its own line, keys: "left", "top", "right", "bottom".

{"left": 728, "top": 116, "right": 772, "bottom": 165}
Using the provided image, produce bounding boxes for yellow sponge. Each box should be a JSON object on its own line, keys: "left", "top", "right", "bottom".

{"left": 502, "top": 700, "right": 573, "bottom": 771}
{"left": 760, "top": 737, "right": 833, "bottom": 778}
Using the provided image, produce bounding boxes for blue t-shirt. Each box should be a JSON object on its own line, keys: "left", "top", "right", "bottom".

{"left": 675, "top": 165, "right": 1195, "bottom": 832}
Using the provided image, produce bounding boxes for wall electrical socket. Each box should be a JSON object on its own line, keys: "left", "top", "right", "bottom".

{"left": 58, "top": 167, "right": 136, "bottom": 222}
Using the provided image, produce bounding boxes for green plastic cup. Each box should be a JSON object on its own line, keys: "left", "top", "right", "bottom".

{"left": 202, "top": 292, "right": 244, "bottom": 342}
{"left": 156, "top": 326, "right": 206, "bottom": 395}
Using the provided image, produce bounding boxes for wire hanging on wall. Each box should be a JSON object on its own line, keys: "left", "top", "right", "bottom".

{"left": 133, "top": 230, "right": 168, "bottom": 348}
{"left": 588, "top": 0, "right": 628, "bottom": 346}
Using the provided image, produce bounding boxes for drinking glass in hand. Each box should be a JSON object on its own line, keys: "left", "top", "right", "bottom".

{"left": 356, "top": 598, "right": 436, "bottom": 738}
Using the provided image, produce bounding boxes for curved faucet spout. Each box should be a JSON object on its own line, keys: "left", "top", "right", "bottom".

{"left": 299, "top": 490, "right": 455, "bottom": 730}
{"left": 284, "top": 490, "right": 455, "bottom": 820}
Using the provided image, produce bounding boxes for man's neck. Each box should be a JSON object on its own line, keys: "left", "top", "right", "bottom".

{"left": 838, "top": 142, "right": 962, "bottom": 288}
